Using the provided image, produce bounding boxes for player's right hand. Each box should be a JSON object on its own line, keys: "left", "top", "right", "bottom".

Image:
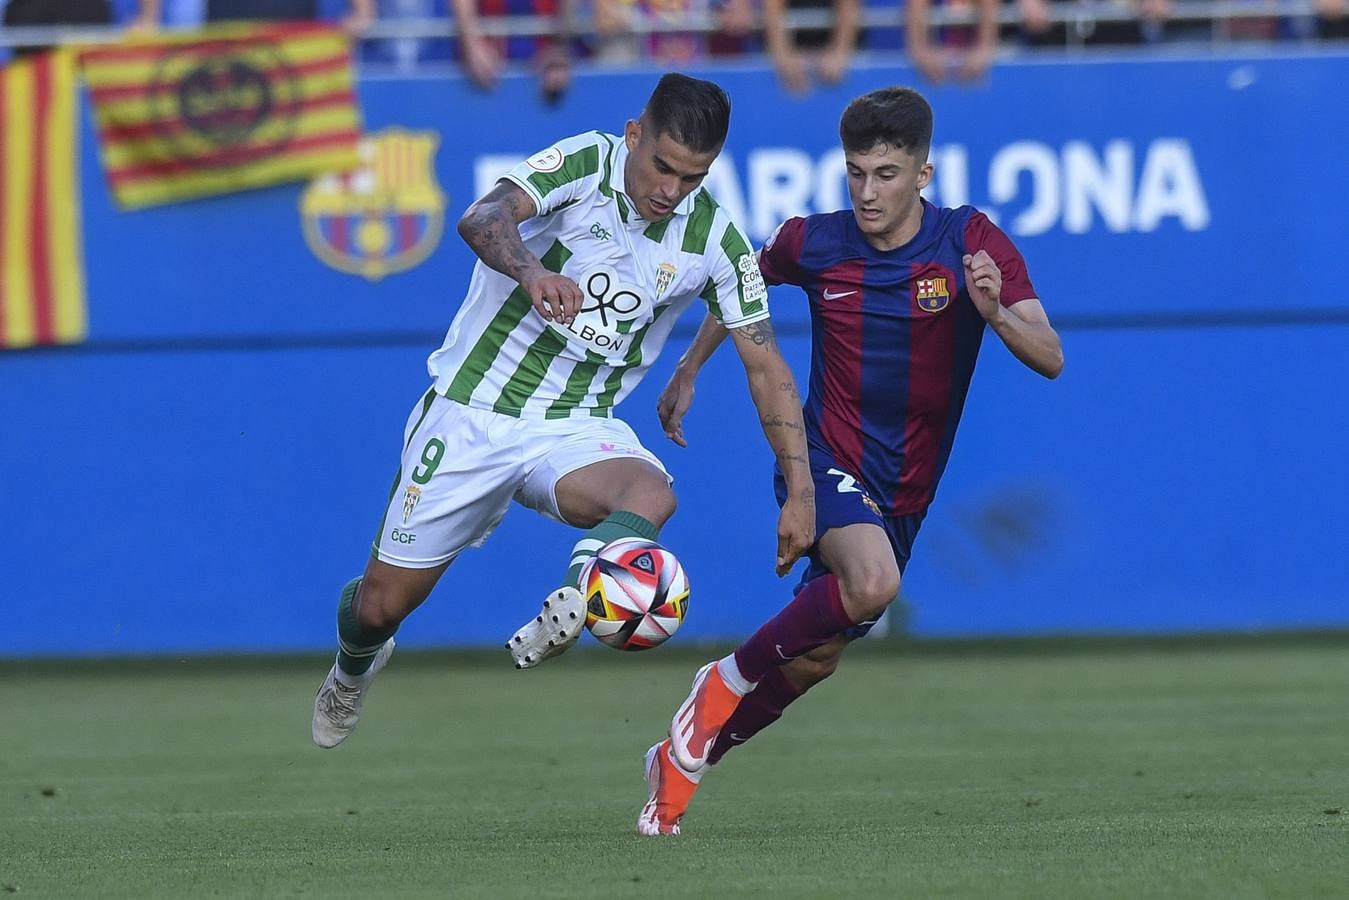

{"left": 656, "top": 368, "right": 696, "bottom": 448}
{"left": 775, "top": 493, "right": 815, "bottom": 577}
{"left": 526, "top": 272, "right": 584, "bottom": 325}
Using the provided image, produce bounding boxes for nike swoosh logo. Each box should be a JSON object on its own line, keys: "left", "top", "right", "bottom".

{"left": 775, "top": 643, "right": 792, "bottom": 661}
{"left": 729, "top": 733, "right": 749, "bottom": 743}
{"left": 822, "top": 288, "right": 856, "bottom": 301}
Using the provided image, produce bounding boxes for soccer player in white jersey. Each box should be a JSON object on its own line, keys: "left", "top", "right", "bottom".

{"left": 312, "top": 73, "right": 816, "bottom": 749}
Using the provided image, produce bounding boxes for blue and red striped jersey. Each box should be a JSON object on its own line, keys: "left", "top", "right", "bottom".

{"left": 759, "top": 201, "right": 1038, "bottom": 515}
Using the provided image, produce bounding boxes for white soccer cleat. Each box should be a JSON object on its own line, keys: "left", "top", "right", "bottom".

{"left": 506, "top": 586, "right": 585, "bottom": 669}
{"left": 311, "top": 638, "right": 395, "bottom": 749}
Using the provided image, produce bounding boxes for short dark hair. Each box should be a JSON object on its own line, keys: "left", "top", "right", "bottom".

{"left": 641, "top": 73, "right": 731, "bottom": 154}
{"left": 839, "top": 87, "right": 933, "bottom": 159}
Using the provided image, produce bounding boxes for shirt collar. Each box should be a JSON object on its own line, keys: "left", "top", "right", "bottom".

{"left": 607, "top": 137, "right": 699, "bottom": 224}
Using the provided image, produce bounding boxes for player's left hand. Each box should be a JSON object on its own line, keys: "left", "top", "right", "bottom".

{"left": 963, "top": 250, "right": 1004, "bottom": 323}
{"left": 775, "top": 493, "right": 815, "bottom": 577}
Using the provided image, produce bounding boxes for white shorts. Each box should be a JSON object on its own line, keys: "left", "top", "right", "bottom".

{"left": 372, "top": 389, "right": 671, "bottom": 568}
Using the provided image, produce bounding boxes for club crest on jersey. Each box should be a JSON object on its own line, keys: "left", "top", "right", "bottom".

{"left": 401, "top": 484, "right": 421, "bottom": 525}
{"left": 915, "top": 277, "right": 951, "bottom": 313}
{"left": 301, "top": 128, "right": 446, "bottom": 282}
{"left": 655, "top": 262, "right": 677, "bottom": 299}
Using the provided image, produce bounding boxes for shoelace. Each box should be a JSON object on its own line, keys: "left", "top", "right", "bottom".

{"left": 320, "top": 680, "right": 361, "bottom": 721}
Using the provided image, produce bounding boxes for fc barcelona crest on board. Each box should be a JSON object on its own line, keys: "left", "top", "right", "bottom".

{"left": 915, "top": 276, "right": 950, "bottom": 313}
{"left": 301, "top": 128, "right": 446, "bottom": 281}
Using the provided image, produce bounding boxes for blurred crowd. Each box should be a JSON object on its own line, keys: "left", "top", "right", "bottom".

{"left": 3, "top": 0, "right": 1347, "bottom": 98}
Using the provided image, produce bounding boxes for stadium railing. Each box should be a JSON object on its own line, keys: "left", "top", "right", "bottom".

{"left": 0, "top": 0, "right": 1336, "bottom": 56}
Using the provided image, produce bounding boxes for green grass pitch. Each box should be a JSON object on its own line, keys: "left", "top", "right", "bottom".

{"left": 3, "top": 637, "right": 1347, "bottom": 898}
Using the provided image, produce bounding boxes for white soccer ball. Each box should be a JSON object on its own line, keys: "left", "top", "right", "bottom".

{"left": 579, "top": 538, "right": 690, "bottom": 651}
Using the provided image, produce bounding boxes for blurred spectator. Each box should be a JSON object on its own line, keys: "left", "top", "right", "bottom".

{"left": 763, "top": 0, "right": 860, "bottom": 93}
{"left": 1214, "top": 0, "right": 1282, "bottom": 42}
{"left": 1317, "top": 0, "right": 1348, "bottom": 36}
{"left": 859, "top": 0, "right": 904, "bottom": 52}
{"left": 361, "top": 0, "right": 571, "bottom": 101}
{"left": 3, "top": 0, "right": 159, "bottom": 56}
{"left": 1015, "top": 0, "right": 1054, "bottom": 43}
{"left": 708, "top": 0, "right": 755, "bottom": 55}
{"left": 585, "top": 0, "right": 754, "bottom": 65}
{"left": 362, "top": 0, "right": 454, "bottom": 70}
{"left": 472, "top": 0, "right": 573, "bottom": 103}
{"left": 452, "top": 0, "right": 503, "bottom": 84}
{"left": 204, "top": 0, "right": 375, "bottom": 31}
{"left": 907, "top": 0, "right": 996, "bottom": 82}
{"left": 592, "top": 0, "right": 692, "bottom": 63}
{"left": 1018, "top": 0, "right": 1176, "bottom": 46}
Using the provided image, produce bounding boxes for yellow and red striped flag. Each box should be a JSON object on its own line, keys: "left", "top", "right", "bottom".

{"left": 81, "top": 22, "right": 362, "bottom": 209}
{"left": 1, "top": 49, "right": 87, "bottom": 350}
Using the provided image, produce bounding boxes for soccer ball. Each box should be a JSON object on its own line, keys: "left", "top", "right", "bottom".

{"left": 579, "top": 538, "right": 689, "bottom": 651}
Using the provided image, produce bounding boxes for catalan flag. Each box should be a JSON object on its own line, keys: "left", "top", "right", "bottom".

{"left": 0, "top": 50, "right": 87, "bottom": 350}
{"left": 81, "top": 22, "right": 361, "bottom": 209}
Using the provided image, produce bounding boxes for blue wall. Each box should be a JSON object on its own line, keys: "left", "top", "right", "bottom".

{"left": 3, "top": 53, "right": 1346, "bottom": 655}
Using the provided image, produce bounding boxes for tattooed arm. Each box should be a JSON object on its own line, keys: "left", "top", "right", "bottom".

{"left": 456, "top": 180, "right": 583, "bottom": 323}
{"left": 727, "top": 319, "right": 810, "bottom": 492}
{"left": 730, "top": 317, "right": 815, "bottom": 575}
{"left": 658, "top": 312, "right": 814, "bottom": 575}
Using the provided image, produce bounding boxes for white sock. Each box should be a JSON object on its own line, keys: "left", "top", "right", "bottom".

{"left": 716, "top": 653, "right": 756, "bottom": 696}
{"left": 333, "top": 655, "right": 373, "bottom": 688}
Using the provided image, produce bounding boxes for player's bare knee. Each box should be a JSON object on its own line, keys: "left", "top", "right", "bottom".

{"left": 353, "top": 576, "right": 411, "bottom": 631}
{"left": 565, "top": 506, "right": 607, "bottom": 529}
{"left": 839, "top": 568, "right": 900, "bottom": 622}
{"left": 616, "top": 481, "right": 676, "bottom": 527}
{"left": 354, "top": 593, "right": 401, "bottom": 632}
{"left": 646, "top": 485, "right": 677, "bottom": 525}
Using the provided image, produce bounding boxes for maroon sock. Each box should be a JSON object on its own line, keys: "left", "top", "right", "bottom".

{"left": 732, "top": 574, "right": 853, "bottom": 684}
{"left": 706, "top": 667, "right": 804, "bottom": 765}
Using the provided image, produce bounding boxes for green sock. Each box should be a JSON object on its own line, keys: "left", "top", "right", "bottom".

{"left": 335, "top": 577, "right": 397, "bottom": 676}
{"left": 566, "top": 510, "right": 661, "bottom": 588}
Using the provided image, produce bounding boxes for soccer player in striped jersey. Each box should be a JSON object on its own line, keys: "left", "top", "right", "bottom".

{"left": 312, "top": 73, "right": 815, "bottom": 749}
{"left": 637, "top": 87, "right": 1064, "bottom": 834}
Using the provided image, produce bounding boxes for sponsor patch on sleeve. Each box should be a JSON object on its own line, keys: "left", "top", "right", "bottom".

{"left": 526, "top": 147, "right": 565, "bottom": 173}
{"left": 736, "top": 252, "right": 768, "bottom": 308}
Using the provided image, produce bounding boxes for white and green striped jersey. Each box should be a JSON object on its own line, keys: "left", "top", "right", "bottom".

{"left": 428, "top": 130, "right": 769, "bottom": 419}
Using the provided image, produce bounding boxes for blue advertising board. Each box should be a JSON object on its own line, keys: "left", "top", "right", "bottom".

{"left": 2, "top": 53, "right": 1346, "bottom": 655}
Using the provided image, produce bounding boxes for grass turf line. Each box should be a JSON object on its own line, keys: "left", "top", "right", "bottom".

{"left": 2, "top": 640, "right": 1347, "bottom": 898}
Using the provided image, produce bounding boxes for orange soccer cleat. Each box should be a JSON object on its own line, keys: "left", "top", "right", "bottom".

{"left": 636, "top": 738, "right": 702, "bottom": 836}
{"left": 669, "top": 661, "right": 744, "bottom": 772}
